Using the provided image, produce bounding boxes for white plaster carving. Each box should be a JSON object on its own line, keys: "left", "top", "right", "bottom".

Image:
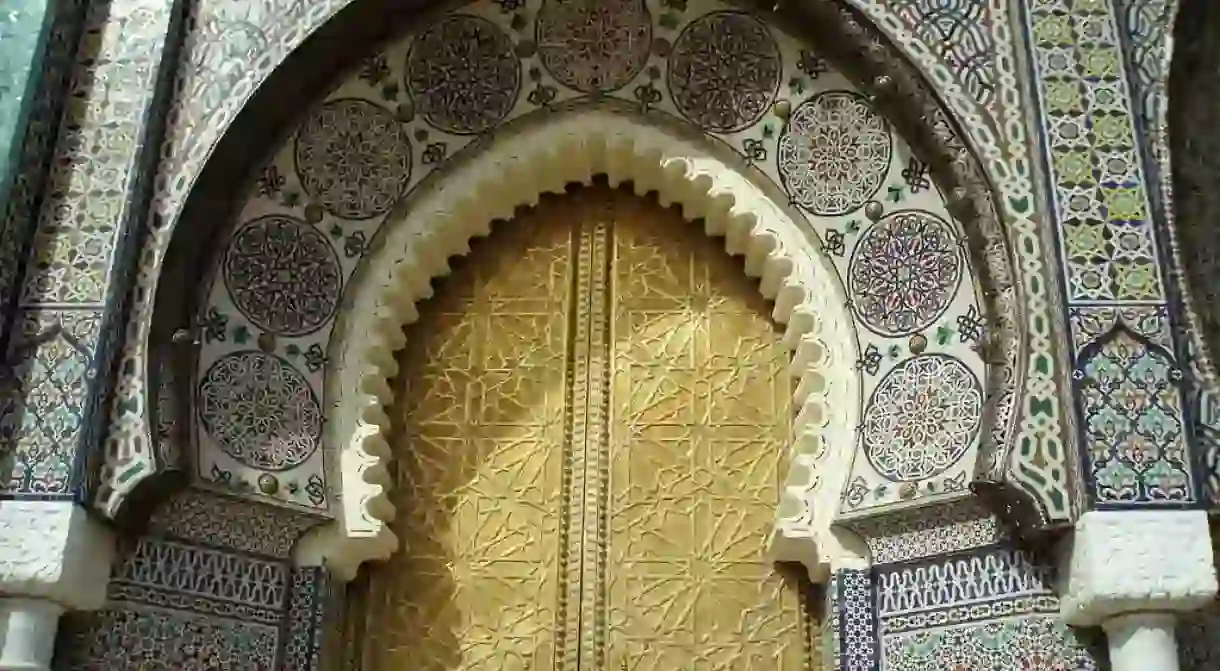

{"left": 1059, "top": 510, "right": 1217, "bottom": 626}
{"left": 0, "top": 599, "right": 63, "bottom": 671}
{"left": 314, "top": 110, "right": 862, "bottom": 581}
{"left": 0, "top": 502, "right": 113, "bottom": 610}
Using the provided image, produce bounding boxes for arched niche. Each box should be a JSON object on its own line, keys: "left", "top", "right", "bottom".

{"left": 102, "top": 0, "right": 1042, "bottom": 577}
{"left": 302, "top": 107, "right": 861, "bottom": 579}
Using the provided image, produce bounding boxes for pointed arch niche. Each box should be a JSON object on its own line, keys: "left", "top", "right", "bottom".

{"left": 304, "top": 108, "right": 861, "bottom": 579}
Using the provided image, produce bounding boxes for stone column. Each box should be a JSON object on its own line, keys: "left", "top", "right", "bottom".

{"left": 1102, "top": 612, "right": 1180, "bottom": 671}
{"left": 0, "top": 501, "right": 114, "bottom": 671}
{"left": 0, "top": 599, "right": 62, "bottom": 671}
{"left": 1060, "top": 510, "right": 1217, "bottom": 671}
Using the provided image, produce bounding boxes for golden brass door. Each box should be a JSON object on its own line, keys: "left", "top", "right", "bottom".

{"left": 347, "top": 184, "right": 821, "bottom": 670}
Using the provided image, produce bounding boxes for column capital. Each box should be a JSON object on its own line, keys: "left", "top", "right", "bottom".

{"left": 1059, "top": 510, "right": 1217, "bottom": 626}
{"left": 0, "top": 501, "right": 113, "bottom": 610}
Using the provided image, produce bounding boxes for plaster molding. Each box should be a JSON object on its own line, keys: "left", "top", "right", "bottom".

{"left": 1058, "top": 510, "right": 1217, "bottom": 626}
{"left": 314, "top": 110, "right": 862, "bottom": 581}
{"left": 0, "top": 501, "right": 113, "bottom": 610}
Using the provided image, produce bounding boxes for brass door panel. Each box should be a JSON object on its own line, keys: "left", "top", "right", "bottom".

{"left": 351, "top": 184, "right": 820, "bottom": 670}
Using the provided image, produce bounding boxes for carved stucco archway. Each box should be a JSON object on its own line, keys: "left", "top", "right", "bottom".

{"left": 293, "top": 109, "right": 862, "bottom": 579}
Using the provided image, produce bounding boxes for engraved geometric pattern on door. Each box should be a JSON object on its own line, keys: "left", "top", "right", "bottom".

{"left": 350, "top": 183, "right": 821, "bottom": 670}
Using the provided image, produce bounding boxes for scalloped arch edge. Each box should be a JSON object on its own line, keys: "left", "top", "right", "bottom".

{"left": 316, "top": 109, "right": 863, "bottom": 582}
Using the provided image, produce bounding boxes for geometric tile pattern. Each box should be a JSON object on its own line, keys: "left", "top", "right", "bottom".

{"left": 880, "top": 0, "right": 995, "bottom": 108}
{"left": 828, "top": 540, "right": 1108, "bottom": 670}
{"left": 835, "top": 0, "right": 1001, "bottom": 140}
{"left": 284, "top": 566, "right": 343, "bottom": 671}
{"left": 875, "top": 546, "right": 1058, "bottom": 631}
{"left": 835, "top": 569, "right": 880, "bottom": 671}
{"left": 1024, "top": 0, "right": 1197, "bottom": 506}
{"left": 0, "top": 0, "right": 88, "bottom": 501}
{"left": 1077, "top": 326, "right": 1191, "bottom": 502}
{"left": 1115, "top": 0, "right": 1176, "bottom": 206}
{"left": 18, "top": 0, "right": 180, "bottom": 307}
{"left": 55, "top": 536, "right": 287, "bottom": 671}
{"left": 1, "top": 0, "right": 182, "bottom": 506}
{"left": 109, "top": 538, "right": 288, "bottom": 624}
{"left": 54, "top": 535, "right": 341, "bottom": 671}
{"left": 56, "top": 606, "right": 280, "bottom": 671}
{"left": 810, "top": 467, "right": 1110, "bottom": 669}
{"left": 843, "top": 499, "right": 1007, "bottom": 565}
{"left": 882, "top": 615, "right": 1106, "bottom": 670}
{"left": 0, "top": 0, "right": 86, "bottom": 342}
{"left": 147, "top": 489, "right": 322, "bottom": 558}
{"left": 0, "top": 312, "right": 98, "bottom": 497}
{"left": 822, "top": 496, "right": 1115, "bottom": 671}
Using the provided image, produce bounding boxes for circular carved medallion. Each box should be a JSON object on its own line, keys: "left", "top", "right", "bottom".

{"left": 778, "top": 91, "right": 892, "bottom": 216}
{"left": 536, "top": 0, "right": 652, "bottom": 94}
{"left": 223, "top": 215, "right": 342, "bottom": 337}
{"left": 862, "top": 354, "right": 983, "bottom": 482}
{"left": 294, "top": 99, "right": 413, "bottom": 219}
{"left": 667, "top": 12, "right": 781, "bottom": 133}
{"left": 197, "top": 352, "right": 322, "bottom": 471}
{"left": 406, "top": 14, "right": 520, "bottom": 134}
{"left": 848, "top": 210, "right": 963, "bottom": 336}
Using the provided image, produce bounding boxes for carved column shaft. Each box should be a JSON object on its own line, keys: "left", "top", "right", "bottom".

{"left": 0, "top": 599, "right": 62, "bottom": 671}
{"left": 1103, "top": 612, "right": 1181, "bottom": 671}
